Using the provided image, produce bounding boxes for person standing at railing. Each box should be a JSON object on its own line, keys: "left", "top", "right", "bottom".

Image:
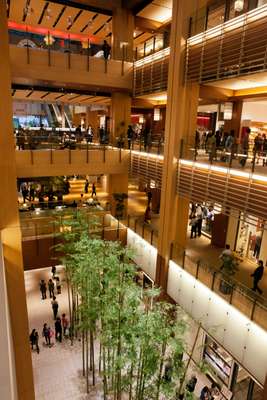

{"left": 206, "top": 131, "right": 216, "bottom": 162}
{"left": 239, "top": 127, "right": 250, "bottom": 167}
{"left": 251, "top": 259, "right": 265, "bottom": 294}
{"left": 253, "top": 133, "right": 263, "bottom": 165}
{"left": 127, "top": 125, "right": 134, "bottom": 149}
{"left": 262, "top": 134, "right": 267, "bottom": 166}
{"left": 102, "top": 40, "right": 111, "bottom": 60}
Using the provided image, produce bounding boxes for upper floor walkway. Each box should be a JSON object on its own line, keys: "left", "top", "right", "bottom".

{"left": 10, "top": 44, "right": 132, "bottom": 92}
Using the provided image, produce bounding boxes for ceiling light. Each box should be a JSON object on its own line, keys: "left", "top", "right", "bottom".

{"left": 67, "top": 16, "right": 73, "bottom": 27}
{"left": 45, "top": 9, "right": 52, "bottom": 20}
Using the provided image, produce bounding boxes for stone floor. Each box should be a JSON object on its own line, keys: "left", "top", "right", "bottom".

{"left": 26, "top": 266, "right": 84, "bottom": 400}
{"left": 26, "top": 266, "right": 214, "bottom": 400}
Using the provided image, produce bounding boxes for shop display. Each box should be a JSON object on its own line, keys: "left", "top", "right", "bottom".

{"left": 235, "top": 216, "right": 264, "bottom": 260}
{"left": 203, "top": 337, "right": 232, "bottom": 385}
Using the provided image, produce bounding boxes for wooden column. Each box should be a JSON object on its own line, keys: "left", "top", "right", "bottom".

{"left": 0, "top": 2, "right": 35, "bottom": 399}
{"left": 224, "top": 100, "right": 243, "bottom": 137}
{"left": 112, "top": 6, "right": 134, "bottom": 61}
{"left": 155, "top": 0, "right": 205, "bottom": 290}
{"left": 111, "top": 92, "right": 131, "bottom": 145}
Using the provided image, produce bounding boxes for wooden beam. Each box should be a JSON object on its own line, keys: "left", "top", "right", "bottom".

{"left": 199, "top": 85, "right": 234, "bottom": 101}
{"left": 135, "top": 16, "right": 161, "bottom": 32}
{"left": 48, "top": 0, "right": 114, "bottom": 16}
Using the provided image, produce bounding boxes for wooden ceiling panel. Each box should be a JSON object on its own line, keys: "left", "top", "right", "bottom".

{"left": 9, "top": 0, "right": 26, "bottom": 22}
{"left": 35, "top": 2, "right": 64, "bottom": 30}
{"left": 24, "top": 0, "right": 47, "bottom": 26}
{"left": 84, "top": 14, "right": 110, "bottom": 35}
{"left": 13, "top": 89, "right": 33, "bottom": 100}
{"left": 69, "top": 10, "right": 96, "bottom": 33}
{"left": 27, "top": 91, "right": 47, "bottom": 100}
{"left": 54, "top": 6, "right": 79, "bottom": 31}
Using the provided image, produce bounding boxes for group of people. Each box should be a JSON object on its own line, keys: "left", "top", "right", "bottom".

{"left": 189, "top": 203, "right": 209, "bottom": 239}
{"left": 195, "top": 127, "right": 267, "bottom": 167}
{"left": 84, "top": 180, "right": 97, "bottom": 196}
{"left": 30, "top": 266, "right": 69, "bottom": 353}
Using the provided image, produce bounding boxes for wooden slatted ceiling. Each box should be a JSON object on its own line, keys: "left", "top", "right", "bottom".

{"left": 8, "top": 0, "right": 112, "bottom": 40}
{"left": 12, "top": 89, "right": 110, "bottom": 105}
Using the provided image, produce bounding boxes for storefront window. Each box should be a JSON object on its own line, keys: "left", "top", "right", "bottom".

{"left": 235, "top": 216, "right": 264, "bottom": 260}
{"left": 203, "top": 336, "right": 233, "bottom": 386}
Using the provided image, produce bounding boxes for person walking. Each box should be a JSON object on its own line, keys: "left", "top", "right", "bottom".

{"left": 195, "top": 204, "right": 203, "bottom": 237}
{"left": 189, "top": 212, "right": 198, "bottom": 238}
{"left": 51, "top": 296, "right": 59, "bottom": 319}
{"left": 84, "top": 179, "right": 89, "bottom": 194}
{"left": 62, "top": 313, "right": 69, "bottom": 336}
{"left": 200, "top": 386, "right": 211, "bottom": 399}
{"left": 92, "top": 182, "right": 97, "bottom": 197}
{"left": 240, "top": 127, "right": 250, "bottom": 167}
{"left": 48, "top": 279, "right": 55, "bottom": 298}
{"left": 102, "top": 40, "right": 111, "bottom": 60}
{"left": 127, "top": 124, "right": 134, "bottom": 149}
{"left": 186, "top": 375, "right": 197, "bottom": 393}
{"left": 147, "top": 189, "right": 152, "bottom": 206}
{"left": 29, "top": 329, "right": 40, "bottom": 354}
{"left": 22, "top": 185, "right": 29, "bottom": 203}
{"left": 51, "top": 265, "right": 56, "bottom": 278}
{"left": 251, "top": 260, "right": 265, "bottom": 294}
{"left": 55, "top": 277, "right": 61, "bottom": 294}
{"left": 42, "top": 323, "right": 51, "bottom": 346}
{"left": 29, "top": 185, "right": 35, "bottom": 202}
{"left": 39, "top": 279, "right": 47, "bottom": 300}
{"left": 55, "top": 317, "right": 62, "bottom": 342}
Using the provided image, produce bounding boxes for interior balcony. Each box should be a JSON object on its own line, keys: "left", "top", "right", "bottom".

{"left": 186, "top": 4, "right": 267, "bottom": 85}
{"left": 15, "top": 146, "right": 129, "bottom": 178}
{"left": 10, "top": 45, "right": 133, "bottom": 92}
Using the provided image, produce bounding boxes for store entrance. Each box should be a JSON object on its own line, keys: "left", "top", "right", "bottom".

{"left": 235, "top": 216, "right": 264, "bottom": 261}
{"left": 203, "top": 335, "right": 263, "bottom": 399}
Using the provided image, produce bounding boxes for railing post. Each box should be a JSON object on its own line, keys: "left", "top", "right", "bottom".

{"left": 105, "top": 59, "right": 108, "bottom": 74}
{"left": 103, "top": 145, "right": 106, "bottom": 163}
{"left": 196, "top": 260, "right": 200, "bottom": 279}
{"left": 252, "top": 149, "right": 256, "bottom": 173}
{"left": 30, "top": 149, "right": 34, "bottom": 165}
{"left": 182, "top": 250, "right": 186, "bottom": 269}
{"left": 119, "top": 146, "right": 122, "bottom": 163}
{"left": 150, "top": 230, "right": 154, "bottom": 245}
{"left": 26, "top": 26, "right": 30, "bottom": 64}
{"left": 250, "top": 299, "right": 257, "bottom": 321}
{"left": 142, "top": 224, "right": 145, "bottom": 238}
{"left": 211, "top": 271, "right": 216, "bottom": 291}
{"left": 48, "top": 31, "right": 51, "bottom": 67}
{"left": 170, "top": 242, "right": 174, "bottom": 260}
{"left": 87, "top": 39, "right": 90, "bottom": 71}
{"left": 50, "top": 142, "right": 53, "bottom": 164}
{"left": 121, "top": 44, "right": 125, "bottom": 76}
{"left": 68, "top": 148, "right": 71, "bottom": 164}
{"left": 179, "top": 138, "right": 184, "bottom": 159}
{"left": 68, "top": 34, "right": 71, "bottom": 69}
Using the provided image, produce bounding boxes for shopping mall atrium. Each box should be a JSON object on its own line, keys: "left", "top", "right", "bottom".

{"left": 2, "top": 0, "right": 267, "bottom": 399}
